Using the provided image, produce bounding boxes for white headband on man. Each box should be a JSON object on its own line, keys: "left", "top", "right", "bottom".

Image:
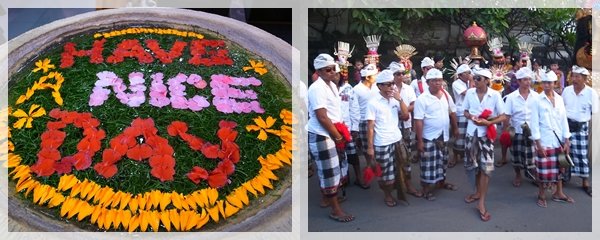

{"left": 313, "top": 53, "right": 336, "bottom": 70}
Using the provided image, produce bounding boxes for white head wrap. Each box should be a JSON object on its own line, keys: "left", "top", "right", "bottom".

{"left": 421, "top": 57, "right": 435, "bottom": 68}
{"left": 474, "top": 68, "right": 492, "bottom": 79}
{"left": 313, "top": 53, "right": 336, "bottom": 70}
{"left": 376, "top": 70, "right": 394, "bottom": 83}
{"left": 425, "top": 68, "right": 443, "bottom": 80}
{"left": 360, "top": 64, "right": 378, "bottom": 77}
{"left": 457, "top": 64, "right": 471, "bottom": 75}
{"left": 515, "top": 67, "right": 534, "bottom": 79}
{"left": 388, "top": 61, "right": 406, "bottom": 74}
{"left": 572, "top": 65, "right": 590, "bottom": 76}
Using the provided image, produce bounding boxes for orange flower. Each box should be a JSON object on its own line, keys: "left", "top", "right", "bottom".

{"left": 242, "top": 59, "right": 268, "bottom": 75}
{"left": 279, "top": 109, "right": 295, "bottom": 125}
{"left": 12, "top": 104, "right": 46, "bottom": 129}
{"left": 245, "top": 116, "right": 277, "bottom": 141}
{"left": 32, "top": 58, "right": 55, "bottom": 73}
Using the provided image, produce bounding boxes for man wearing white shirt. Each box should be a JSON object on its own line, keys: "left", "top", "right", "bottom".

{"left": 338, "top": 67, "right": 367, "bottom": 189}
{"left": 307, "top": 54, "right": 354, "bottom": 222}
{"left": 390, "top": 62, "right": 422, "bottom": 198}
{"left": 451, "top": 64, "right": 474, "bottom": 168}
{"left": 365, "top": 70, "right": 409, "bottom": 207}
{"left": 353, "top": 64, "right": 379, "bottom": 173}
{"left": 414, "top": 68, "right": 459, "bottom": 201}
{"left": 462, "top": 69, "right": 506, "bottom": 222}
{"left": 562, "top": 65, "right": 598, "bottom": 197}
{"left": 503, "top": 67, "right": 539, "bottom": 188}
{"left": 530, "top": 70, "right": 574, "bottom": 208}
{"left": 410, "top": 57, "right": 434, "bottom": 97}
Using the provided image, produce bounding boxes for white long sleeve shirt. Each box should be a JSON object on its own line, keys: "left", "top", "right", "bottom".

{"left": 530, "top": 91, "right": 571, "bottom": 148}
{"left": 562, "top": 85, "right": 599, "bottom": 122}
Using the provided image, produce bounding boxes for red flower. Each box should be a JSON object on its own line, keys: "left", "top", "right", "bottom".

{"left": 126, "top": 143, "right": 153, "bottom": 161}
{"left": 219, "top": 120, "right": 237, "bottom": 129}
{"left": 167, "top": 121, "right": 188, "bottom": 137}
{"left": 186, "top": 166, "right": 209, "bottom": 184}
{"left": 207, "top": 169, "right": 228, "bottom": 188}
{"left": 32, "top": 109, "right": 105, "bottom": 177}
{"left": 170, "top": 120, "right": 240, "bottom": 186}
{"left": 201, "top": 144, "right": 220, "bottom": 159}
{"left": 94, "top": 161, "right": 118, "bottom": 178}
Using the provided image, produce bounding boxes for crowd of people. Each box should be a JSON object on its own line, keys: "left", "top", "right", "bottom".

{"left": 306, "top": 38, "right": 597, "bottom": 223}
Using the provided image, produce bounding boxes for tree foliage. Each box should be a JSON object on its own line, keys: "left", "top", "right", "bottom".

{"left": 339, "top": 8, "right": 577, "bottom": 64}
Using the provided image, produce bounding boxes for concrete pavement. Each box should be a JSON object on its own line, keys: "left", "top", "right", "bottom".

{"left": 308, "top": 144, "right": 592, "bottom": 232}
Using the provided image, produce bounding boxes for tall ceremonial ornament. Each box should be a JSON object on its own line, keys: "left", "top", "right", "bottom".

{"left": 363, "top": 35, "right": 382, "bottom": 66}
{"left": 334, "top": 41, "right": 355, "bottom": 81}
{"left": 394, "top": 44, "right": 418, "bottom": 79}
{"left": 572, "top": 8, "right": 592, "bottom": 86}
{"left": 463, "top": 22, "right": 487, "bottom": 60}
{"left": 448, "top": 56, "right": 474, "bottom": 80}
{"left": 518, "top": 40, "right": 533, "bottom": 69}
{"left": 487, "top": 37, "right": 510, "bottom": 92}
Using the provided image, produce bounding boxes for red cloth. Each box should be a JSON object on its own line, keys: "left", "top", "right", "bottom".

{"left": 479, "top": 109, "right": 497, "bottom": 142}
{"left": 362, "top": 164, "right": 382, "bottom": 185}
{"left": 333, "top": 122, "right": 351, "bottom": 150}
{"left": 499, "top": 131, "right": 511, "bottom": 147}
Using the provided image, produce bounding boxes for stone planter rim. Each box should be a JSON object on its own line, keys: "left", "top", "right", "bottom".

{"left": 5, "top": 8, "right": 291, "bottom": 232}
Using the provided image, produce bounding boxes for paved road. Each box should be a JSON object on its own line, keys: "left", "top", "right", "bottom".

{"left": 308, "top": 144, "right": 592, "bottom": 232}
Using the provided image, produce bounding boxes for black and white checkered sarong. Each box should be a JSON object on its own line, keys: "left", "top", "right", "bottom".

{"left": 345, "top": 138, "right": 357, "bottom": 155}
{"left": 570, "top": 122, "right": 590, "bottom": 178}
{"left": 358, "top": 120, "right": 370, "bottom": 153}
{"left": 419, "top": 137, "right": 449, "bottom": 184}
{"left": 464, "top": 133, "right": 495, "bottom": 176}
{"left": 374, "top": 142, "right": 398, "bottom": 182}
{"left": 453, "top": 115, "right": 468, "bottom": 152}
{"left": 308, "top": 132, "right": 348, "bottom": 196}
{"left": 510, "top": 133, "right": 535, "bottom": 169}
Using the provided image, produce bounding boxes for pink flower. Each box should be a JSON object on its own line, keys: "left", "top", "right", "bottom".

{"left": 188, "top": 96, "right": 210, "bottom": 111}
{"left": 128, "top": 72, "right": 145, "bottom": 85}
{"left": 127, "top": 92, "right": 146, "bottom": 107}
{"left": 186, "top": 74, "right": 202, "bottom": 84}
{"left": 213, "top": 98, "right": 233, "bottom": 113}
{"left": 168, "top": 84, "right": 186, "bottom": 96}
{"left": 250, "top": 101, "right": 264, "bottom": 113}
{"left": 170, "top": 96, "right": 188, "bottom": 109}
{"left": 89, "top": 86, "right": 111, "bottom": 106}
{"left": 194, "top": 79, "right": 207, "bottom": 89}
{"left": 95, "top": 71, "right": 119, "bottom": 87}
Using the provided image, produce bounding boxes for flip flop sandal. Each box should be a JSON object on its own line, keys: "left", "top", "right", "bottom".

{"left": 354, "top": 181, "right": 370, "bottom": 189}
{"left": 552, "top": 195, "right": 575, "bottom": 203}
{"left": 443, "top": 183, "right": 458, "bottom": 191}
{"left": 448, "top": 160, "right": 457, "bottom": 168}
{"left": 407, "top": 190, "right": 423, "bottom": 198}
{"left": 512, "top": 179, "right": 522, "bottom": 188}
{"left": 494, "top": 161, "right": 507, "bottom": 167}
{"left": 464, "top": 194, "right": 480, "bottom": 204}
{"left": 536, "top": 196, "right": 547, "bottom": 208}
{"left": 424, "top": 192, "right": 436, "bottom": 201}
{"left": 329, "top": 213, "right": 355, "bottom": 223}
{"left": 384, "top": 199, "right": 397, "bottom": 207}
{"left": 478, "top": 209, "right": 491, "bottom": 222}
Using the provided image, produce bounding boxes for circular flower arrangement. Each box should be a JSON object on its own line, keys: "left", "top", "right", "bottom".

{"left": 3, "top": 23, "right": 293, "bottom": 232}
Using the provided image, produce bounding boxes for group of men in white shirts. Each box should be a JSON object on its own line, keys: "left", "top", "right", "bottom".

{"left": 307, "top": 52, "right": 597, "bottom": 223}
